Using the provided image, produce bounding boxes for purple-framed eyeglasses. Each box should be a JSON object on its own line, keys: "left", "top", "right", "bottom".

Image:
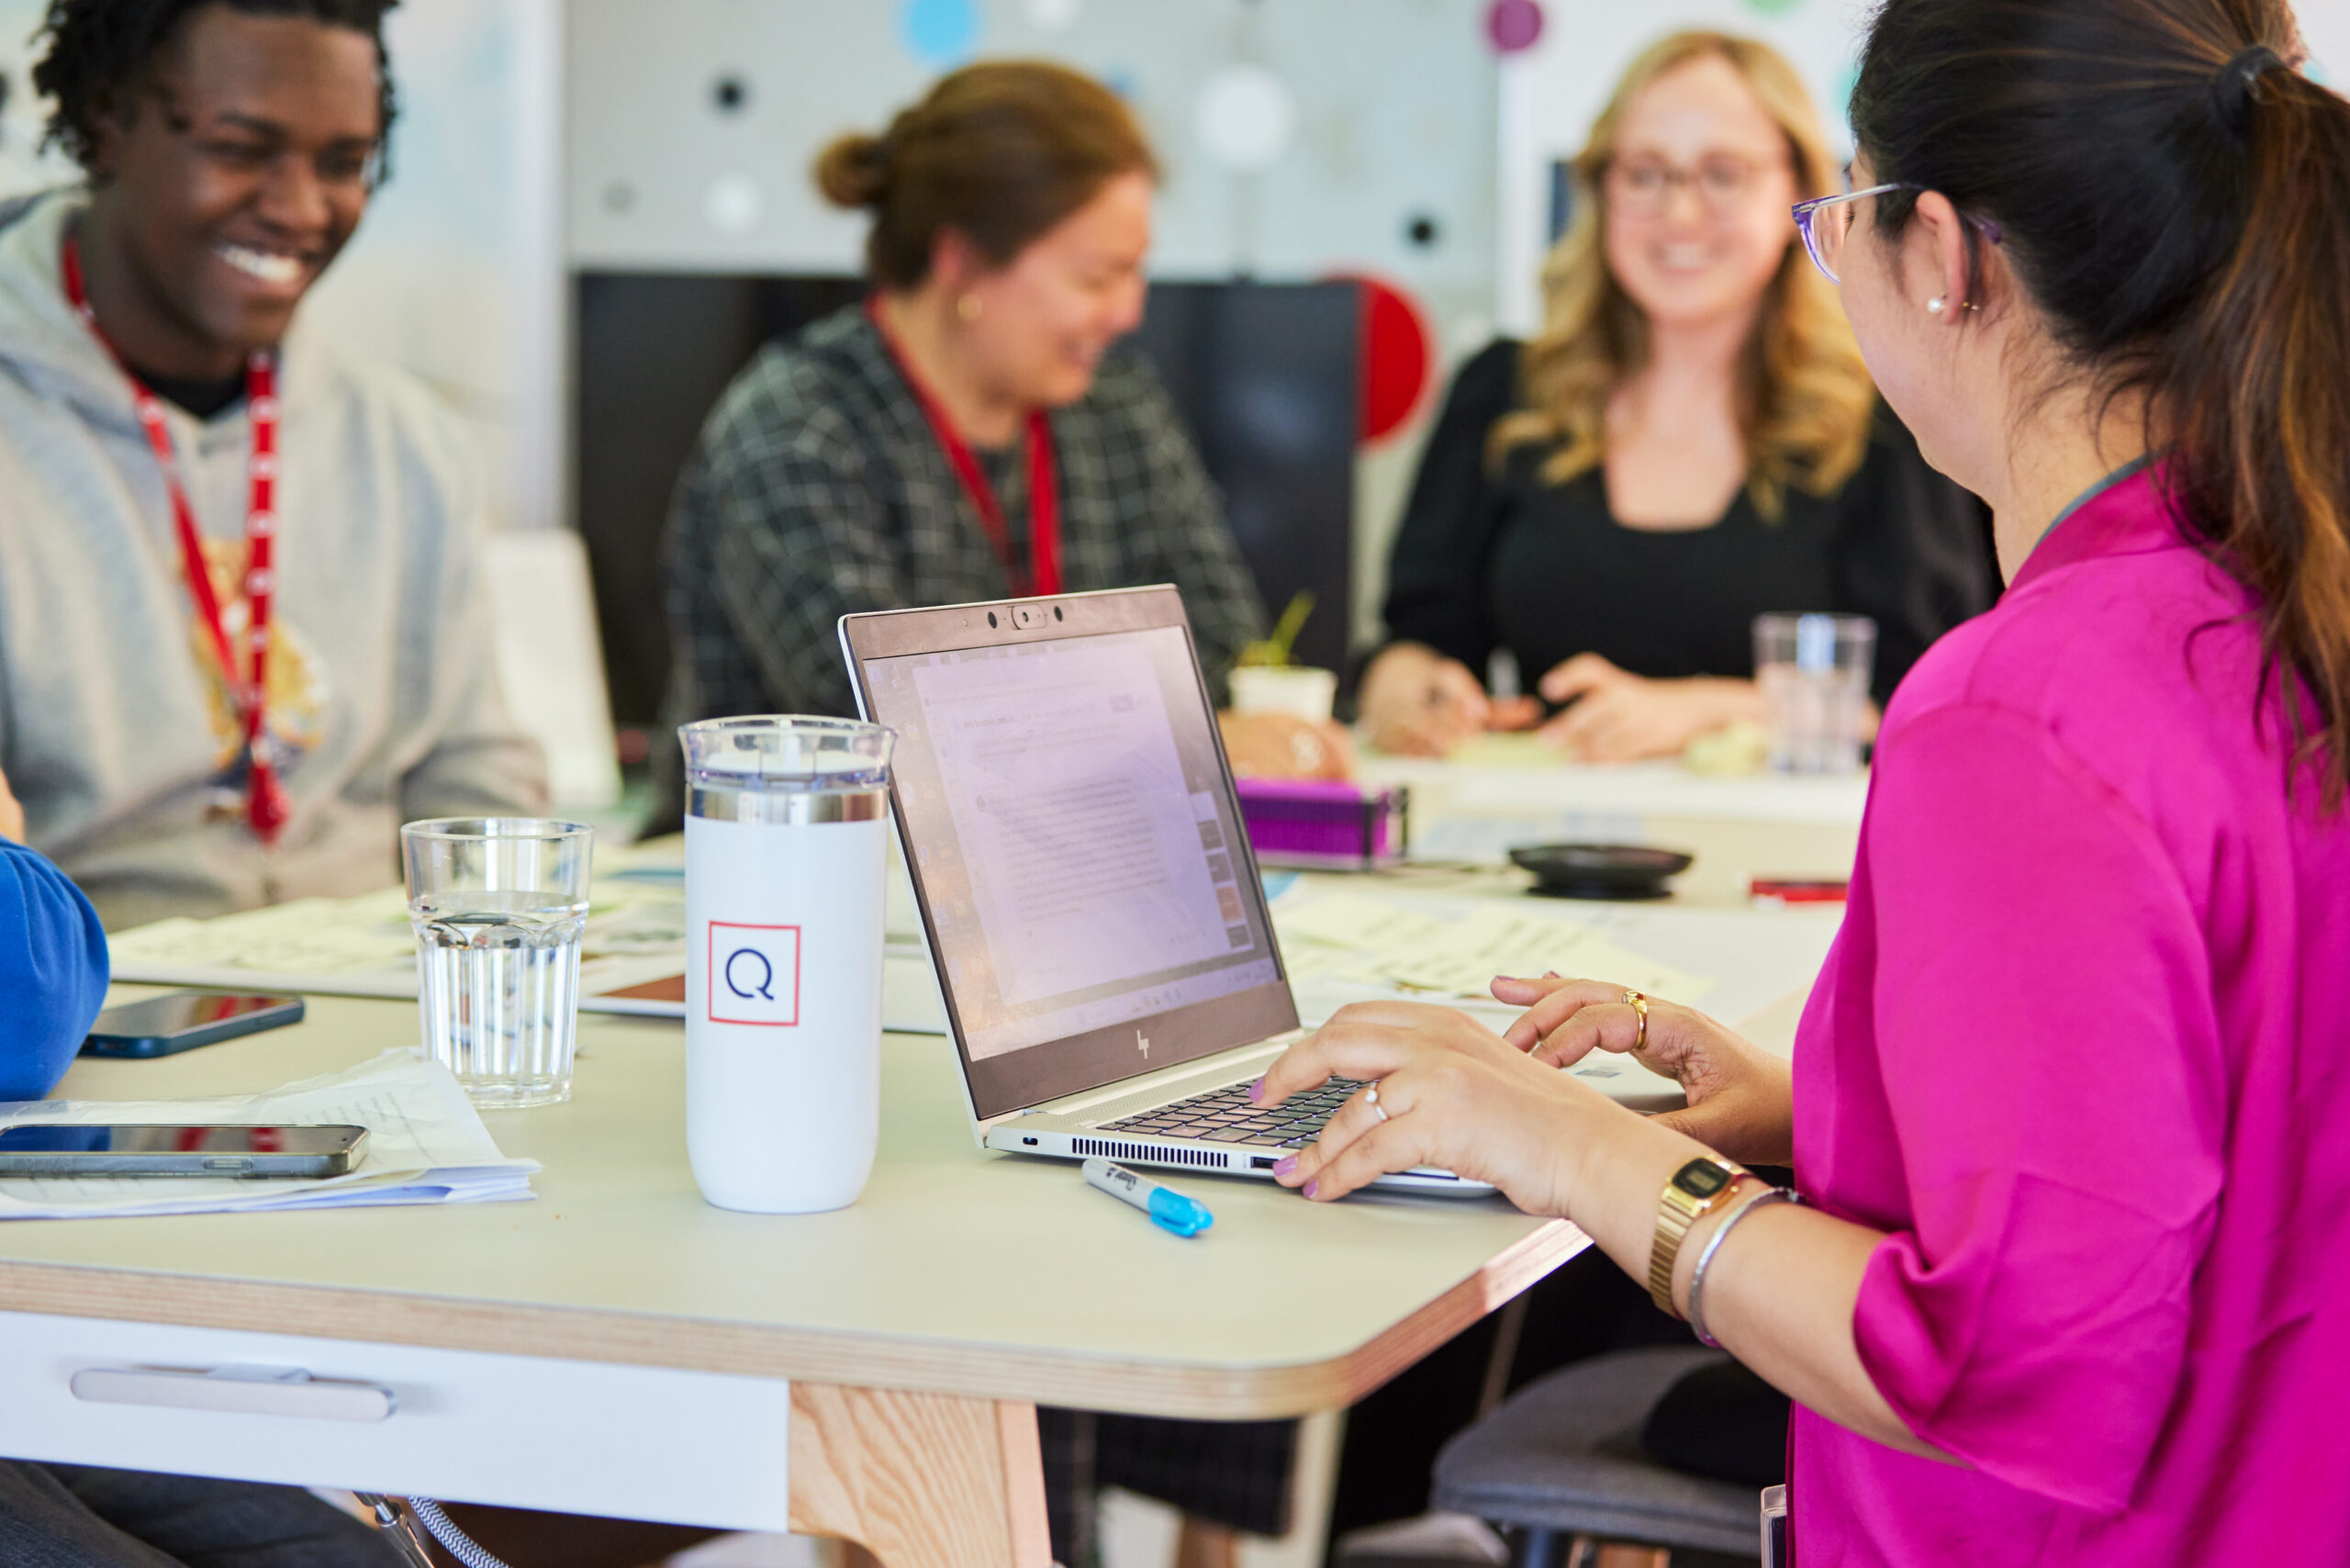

{"left": 1791, "top": 182, "right": 2005, "bottom": 284}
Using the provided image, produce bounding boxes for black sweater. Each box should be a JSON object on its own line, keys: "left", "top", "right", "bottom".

{"left": 1381, "top": 340, "right": 1998, "bottom": 707}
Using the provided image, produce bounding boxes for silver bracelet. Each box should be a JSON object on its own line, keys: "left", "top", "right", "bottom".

{"left": 1686, "top": 1185, "right": 1803, "bottom": 1350}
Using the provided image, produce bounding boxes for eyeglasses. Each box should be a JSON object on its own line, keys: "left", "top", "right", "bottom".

{"left": 1606, "top": 154, "right": 1783, "bottom": 216}
{"left": 1790, "top": 181, "right": 2004, "bottom": 284}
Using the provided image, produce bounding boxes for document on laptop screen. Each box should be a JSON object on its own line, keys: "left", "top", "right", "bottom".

{"left": 864, "top": 627, "right": 1281, "bottom": 1060}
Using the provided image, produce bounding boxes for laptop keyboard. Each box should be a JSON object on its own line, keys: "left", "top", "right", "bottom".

{"left": 1099, "top": 1077, "right": 1370, "bottom": 1148}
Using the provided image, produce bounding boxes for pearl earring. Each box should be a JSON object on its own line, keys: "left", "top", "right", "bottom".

{"left": 957, "top": 294, "right": 982, "bottom": 323}
{"left": 1927, "top": 297, "right": 1947, "bottom": 314}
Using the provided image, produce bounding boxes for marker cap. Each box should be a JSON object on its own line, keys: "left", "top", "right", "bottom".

{"left": 1148, "top": 1187, "right": 1214, "bottom": 1237}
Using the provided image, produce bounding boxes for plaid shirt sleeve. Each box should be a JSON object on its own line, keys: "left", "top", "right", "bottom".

{"left": 1093, "top": 357, "right": 1266, "bottom": 701}
{"left": 670, "top": 364, "right": 912, "bottom": 722}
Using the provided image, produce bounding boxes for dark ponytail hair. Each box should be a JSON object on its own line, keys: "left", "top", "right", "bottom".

{"left": 813, "top": 61, "right": 1157, "bottom": 290}
{"left": 1852, "top": 0, "right": 2350, "bottom": 803}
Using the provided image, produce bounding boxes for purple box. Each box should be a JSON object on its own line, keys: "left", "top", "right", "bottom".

{"left": 1234, "top": 778, "right": 1409, "bottom": 869}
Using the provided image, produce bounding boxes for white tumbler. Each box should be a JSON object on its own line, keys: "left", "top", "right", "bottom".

{"left": 680, "top": 716, "right": 895, "bottom": 1213}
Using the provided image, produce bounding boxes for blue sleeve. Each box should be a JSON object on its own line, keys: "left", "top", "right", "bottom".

{"left": 0, "top": 840, "right": 109, "bottom": 1100}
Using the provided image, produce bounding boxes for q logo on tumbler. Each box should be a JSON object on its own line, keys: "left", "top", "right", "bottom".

{"left": 707, "top": 922, "right": 801, "bottom": 1026}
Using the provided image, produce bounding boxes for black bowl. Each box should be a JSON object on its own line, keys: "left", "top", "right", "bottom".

{"left": 1507, "top": 842, "right": 1695, "bottom": 901}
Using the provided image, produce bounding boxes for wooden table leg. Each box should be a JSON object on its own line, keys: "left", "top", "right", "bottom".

{"left": 789, "top": 1383, "right": 1051, "bottom": 1568}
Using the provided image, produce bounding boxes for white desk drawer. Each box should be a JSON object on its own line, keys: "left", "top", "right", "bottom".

{"left": 0, "top": 1310, "right": 790, "bottom": 1530}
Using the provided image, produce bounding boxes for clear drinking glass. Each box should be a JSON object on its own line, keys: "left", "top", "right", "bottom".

{"left": 401, "top": 817, "right": 595, "bottom": 1107}
{"left": 1753, "top": 613, "right": 1876, "bottom": 775}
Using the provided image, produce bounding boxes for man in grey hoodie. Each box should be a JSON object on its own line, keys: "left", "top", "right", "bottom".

{"left": 0, "top": 0, "right": 544, "bottom": 934}
{"left": 0, "top": 9, "right": 710, "bottom": 1567}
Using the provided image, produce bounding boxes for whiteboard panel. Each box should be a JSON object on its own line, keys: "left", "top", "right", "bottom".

{"left": 565, "top": 0, "right": 1495, "bottom": 290}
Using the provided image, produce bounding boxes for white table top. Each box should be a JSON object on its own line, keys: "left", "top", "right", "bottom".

{"left": 0, "top": 995, "right": 1575, "bottom": 1419}
{"left": 1359, "top": 741, "right": 1872, "bottom": 829}
{"left": 1359, "top": 745, "right": 1863, "bottom": 913}
{"left": 0, "top": 759, "right": 1859, "bottom": 1420}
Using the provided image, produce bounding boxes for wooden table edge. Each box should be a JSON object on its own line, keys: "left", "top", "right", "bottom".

{"left": 0, "top": 1219, "right": 1585, "bottom": 1420}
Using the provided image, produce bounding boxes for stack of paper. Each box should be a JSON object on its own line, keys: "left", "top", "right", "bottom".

{"left": 103, "top": 864, "right": 956, "bottom": 1036}
{"left": 1270, "top": 887, "right": 1841, "bottom": 1032}
{"left": 106, "top": 881, "right": 690, "bottom": 1016}
{"left": 0, "top": 1053, "right": 538, "bottom": 1220}
{"left": 1273, "top": 890, "right": 1714, "bottom": 1003}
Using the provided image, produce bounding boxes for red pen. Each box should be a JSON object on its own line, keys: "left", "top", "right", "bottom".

{"left": 1750, "top": 878, "right": 1850, "bottom": 907}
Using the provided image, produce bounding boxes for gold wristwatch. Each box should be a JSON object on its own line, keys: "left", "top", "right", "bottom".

{"left": 1649, "top": 1156, "right": 1751, "bottom": 1316}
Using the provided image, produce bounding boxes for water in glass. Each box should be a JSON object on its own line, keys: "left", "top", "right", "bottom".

{"left": 1758, "top": 663, "right": 1871, "bottom": 774}
{"left": 1753, "top": 613, "right": 1876, "bottom": 776}
{"left": 402, "top": 817, "right": 594, "bottom": 1109}
{"left": 412, "top": 887, "right": 589, "bottom": 1107}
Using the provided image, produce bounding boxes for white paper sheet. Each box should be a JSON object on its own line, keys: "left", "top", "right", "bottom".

{"left": 0, "top": 1053, "right": 538, "bottom": 1220}
{"left": 1272, "top": 888, "right": 1841, "bottom": 1028}
{"left": 1273, "top": 890, "right": 1709, "bottom": 1003}
{"left": 106, "top": 864, "right": 956, "bottom": 1035}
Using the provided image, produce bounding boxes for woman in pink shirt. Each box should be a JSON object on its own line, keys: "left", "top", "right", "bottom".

{"left": 1257, "top": 0, "right": 2350, "bottom": 1559}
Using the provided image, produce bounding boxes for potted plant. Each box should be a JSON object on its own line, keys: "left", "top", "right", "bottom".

{"left": 1225, "top": 592, "right": 1337, "bottom": 722}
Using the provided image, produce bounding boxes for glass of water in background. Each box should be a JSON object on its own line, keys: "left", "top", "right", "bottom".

{"left": 401, "top": 818, "right": 595, "bottom": 1107}
{"left": 1754, "top": 613, "right": 1877, "bottom": 775}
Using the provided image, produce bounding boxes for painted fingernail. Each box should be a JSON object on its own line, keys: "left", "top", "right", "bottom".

{"left": 1273, "top": 1155, "right": 1297, "bottom": 1178}
{"left": 1304, "top": 1180, "right": 1320, "bottom": 1199}
{"left": 1544, "top": 969, "right": 1561, "bottom": 979}
{"left": 1248, "top": 1077, "right": 1265, "bottom": 1103}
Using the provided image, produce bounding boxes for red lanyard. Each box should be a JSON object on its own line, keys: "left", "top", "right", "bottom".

{"left": 865, "top": 296, "right": 1061, "bottom": 598}
{"left": 62, "top": 234, "right": 289, "bottom": 845}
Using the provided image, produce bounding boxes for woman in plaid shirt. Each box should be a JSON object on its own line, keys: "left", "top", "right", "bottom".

{"left": 662, "top": 61, "right": 1312, "bottom": 1568}
{"left": 657, "top": 62, "right": 1350, "bottom": 801}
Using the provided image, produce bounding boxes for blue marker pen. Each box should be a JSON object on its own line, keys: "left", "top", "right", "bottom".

{"left": 1082, "top": 1158, "right": 1214, "bottom": 1238}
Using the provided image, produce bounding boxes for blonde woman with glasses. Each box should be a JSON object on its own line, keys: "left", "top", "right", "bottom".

{"left": 1360, "top": 31, "right": 1995, "bottom": 760}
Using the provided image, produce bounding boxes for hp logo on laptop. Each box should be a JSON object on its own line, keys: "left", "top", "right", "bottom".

{"left": 1136, "top": 1030, "right": 1150, "bottom": 1058}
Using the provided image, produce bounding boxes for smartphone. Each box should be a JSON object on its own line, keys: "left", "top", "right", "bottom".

{"left": 81, "top": 991, "right": 306, "bottom": 1058}
{"left": 0, "top": 1124, "right": 368, "bottom": 1178}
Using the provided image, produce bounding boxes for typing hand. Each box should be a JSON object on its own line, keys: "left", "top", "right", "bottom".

{"left": 1493, "top": 975, "right": 1795, "bottom": 1166}
{"left": 1535, "top": 654, "right": 1754, "bottom": 763}
{"left": 1252, "top": 1000, "right": 1609, "bottom": 1211}
{"left": 1360, "top": 644, "right": 1493, "bottom": 756}
{"left": 0, "top": 764, "right": 21, "bottom": 842}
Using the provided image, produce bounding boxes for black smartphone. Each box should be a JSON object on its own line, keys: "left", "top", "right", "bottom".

{"left": 0, "top": 1124, "right": 368, "bottom": 1178}
{"left": 81, "top": 991, "right": 306, "bottom": 1058}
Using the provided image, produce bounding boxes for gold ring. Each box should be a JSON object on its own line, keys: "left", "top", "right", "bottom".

{"left": 1623, "top": 990, "right": 1649, "bottom": 1053}
{"left": 1366, "top": 1083, "right": 1391, "bottom": 1124}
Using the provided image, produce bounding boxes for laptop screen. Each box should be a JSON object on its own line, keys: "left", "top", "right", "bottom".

{"left": 845, "top": 589, "right": 1298, "bottom": 1120}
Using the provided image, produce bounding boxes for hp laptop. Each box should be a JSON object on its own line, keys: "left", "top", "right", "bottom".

{"left": 841, "top": 585, "right": 1487, "bottom": 1193}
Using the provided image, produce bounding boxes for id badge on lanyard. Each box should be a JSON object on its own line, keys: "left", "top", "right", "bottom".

{"left": 62, "top": 233, "right": 290, "bottom": 844}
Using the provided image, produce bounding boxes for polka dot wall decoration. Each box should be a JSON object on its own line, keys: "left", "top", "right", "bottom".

{"left": 1484, "top": 0, "right": 1543, "bottom": 55}
{"left": 901, "top": 0, "right": 981, "bottom": 67}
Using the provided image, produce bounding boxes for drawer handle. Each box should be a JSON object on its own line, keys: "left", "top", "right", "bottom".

{"left": 69, "top": 1363, "right": 396, "bottom": 1422}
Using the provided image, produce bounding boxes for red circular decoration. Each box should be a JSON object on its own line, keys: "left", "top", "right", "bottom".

{"left": 1485, "top": 0, "right": 1544, "bottom": 54}
{"left": 1329, "top": 273, "right": 1435, "bottom": 446}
